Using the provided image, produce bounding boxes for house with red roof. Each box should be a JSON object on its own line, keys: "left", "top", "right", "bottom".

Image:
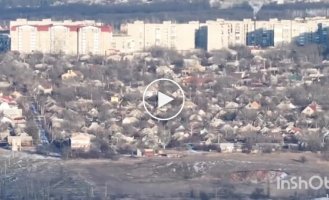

{"left": 302, "top": 102, "right": 322, "bottom": 117}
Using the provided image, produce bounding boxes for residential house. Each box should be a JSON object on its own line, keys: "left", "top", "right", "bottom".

{"left": 219, "top": 143, "right": 235, "bottom": 153}
{"left": 225, "top": 101, "right": 240, "bottom": 110}
{"left": 19, "top": 132, "right": 33, "bottom": 146}
{"left": 0, "top": 129, "right": 9, "bottom": 141}
{"left": 36, "top": 82, "right": 53, "bottom": 94}
{"left": 210, "top": 118, "right": 225, "bottom": 128}
{"left": 122, "top": 116, "right": 139, "bottom": 126}
{"left": 302, "top": 102, "right": 322, "bottom": 117}
{"left": 143, "top": 149, "right": 155, "bottom": 157}
{"left": 12, "top": 117, "right": 26, "bottom": 129}
{"left": 7, "top": 133, "right": 33, "bottom": 148}
{"left": 254, "top": 143, "right": 282, "bottom": 152}
{"left": 0, "top": 80, "right": 10, "bottom": 89}
{"left": 277, "top": 100, "right": 297, "bottom": 110}
{"left": 156, "top": 65, "right": 174, "bottom": 76}
{"left": 70, "top": 133, "right": 94, "bottom": 151}
{"left": 10, "top": 136, "right": 21, "bottom": 151}
{"left": 85, "top": 122, "right": 103, "bottom": 133}
{"left": 181, "top": 75, "right": 214, "bottom": 87}
{"left": 245, "top": 101, "right": 261, "bottom": 110}
{"left": 11, "top": 91, "right": 23, "bottom": 100}
{"left": 0, "top": 102, "right": 11, "bottom": 111}
{"left": 184, "top": 100, "right": 197, "bottom": 110}
{"left": 3, "top": 107, "right": 23, "bottom": 119}
{"left": 0, "top": 102, "right": 25, "bottom": 128}
{"left": 184, "top": 61, "right": 206, "bottom": 73}
{"left": 219, "top": 143, "right": 243, "bottom": 153}
{"left": 286, "top": 127, "right": 302, "bottom": 135}
{"left": 50, "top": 116, "right": 64, "bottom": 129}
{"left": 0, "top": 96, "right": 16, "bottom": 107}
{"left": 110, "top": 96, "right": 121, "bottom": 104}
{"left": 239, "top": 123, "right": 261, "bottom": 134}
{"left": 61, "top": 70, "right": 84, "bottom": 80}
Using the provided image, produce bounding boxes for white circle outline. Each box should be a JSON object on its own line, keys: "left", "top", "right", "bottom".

{"left": 143, "top": 78, "right": 185, "bottom": 121}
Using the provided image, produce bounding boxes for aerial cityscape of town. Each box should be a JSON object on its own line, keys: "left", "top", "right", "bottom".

{"left": 1, "top": 0, "right": 329, "bottom": 200}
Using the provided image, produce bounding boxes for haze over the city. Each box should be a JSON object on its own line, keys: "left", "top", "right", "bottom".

{"left": 1, "top": 0, "right": 329, "bottom": 200}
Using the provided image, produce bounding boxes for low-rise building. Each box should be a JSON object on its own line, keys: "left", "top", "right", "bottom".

{"left": 219, "top": 143, "right": 235, "bottom": 153}
{"left": 8, "top": 133, "right": 33, "bottom": 151}
{"left": 70, "top": 133, "right": 94, "bottom": 151}
{"left": 61, "top": 70, "right": 84, "bottom": 80}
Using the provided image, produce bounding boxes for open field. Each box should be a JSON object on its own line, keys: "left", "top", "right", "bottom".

{"left": 0, "top": 149, "right": 328, "bottom": 199}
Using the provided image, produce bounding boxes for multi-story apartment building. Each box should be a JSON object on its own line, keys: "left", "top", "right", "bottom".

{"left": 10, "top": 19, "right": 112, "bottom": 55}
{"left": 202, "top": 19, "right": 255, "bottom": 51}
{"left": 9, "top": 17, "right": 329, "bottom": 54}
{"left": 0, "top": 31, "right": 10, "bottom": 52}
{"left": 273, "top": 17, "right": 329, "bottom": 46}
{"left": 203, "top": 17, "right": 329, "bottom": 51}
{"left": 111, "top": 21, "right": 200, "bottom": 53}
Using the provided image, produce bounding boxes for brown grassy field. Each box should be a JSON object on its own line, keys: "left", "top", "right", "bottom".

{"left": 0, "top": 150, "right": 328, "bottom": 199}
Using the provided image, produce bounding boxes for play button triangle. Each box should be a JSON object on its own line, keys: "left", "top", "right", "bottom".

{"left": 158, "top": 91, "right": 174, "bottom": 108}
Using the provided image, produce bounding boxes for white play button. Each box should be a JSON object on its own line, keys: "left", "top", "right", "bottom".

{"left": 143, "top": 78, "right": 185, "bottom": 121}
{"left": 158, "top": 92, "right": 174, "bottom": 108}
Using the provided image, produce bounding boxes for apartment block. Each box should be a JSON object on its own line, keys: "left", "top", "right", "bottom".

{"left": 203, "top": 17, "right": 329, "bottom": 51}
{"left": 9, "top": 17, "right": 329, "bottom": 54}
{"left": 0, "top": 32, "right": 10, "bottom": 52}
{"left": 202, "top": 19, "right": 253, "bottom": 51}
{"left": 112, "top": 21, "right": 200, "bottom": 53}
{"left": 10, "top": 19, "right": 112, "bottom": 55}
{"left": 273, "top": 17, "right": 329, "bottom": 46}
{"left": 110, "top": 34, "right": 137, "bottom": 53}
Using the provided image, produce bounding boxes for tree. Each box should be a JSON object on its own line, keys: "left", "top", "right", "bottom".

{"left": 286, "top": 86, "right": 310, "bottom": 106}
{"left": 148, "top": 46, "right": 183, "bottom": 65}
{"left": 289, "top": 43, "right": 324, "bottom": 64}
{"left": 237, "top": 109, "right": 258, "bottom": 122}
{"left": 25, "top": 119, "right": 39, "bottom": 144}
{"left": 304, "top": 133, "right": 322, "bottom": 152}
{"left": 55, "top": 86, "right": 76, "bottom": 103}
{"left": 230, "top": 45, "right": 253, "bottom": 59}
{"left": 211, "top": 49, "right": 230, "bottom": 65}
